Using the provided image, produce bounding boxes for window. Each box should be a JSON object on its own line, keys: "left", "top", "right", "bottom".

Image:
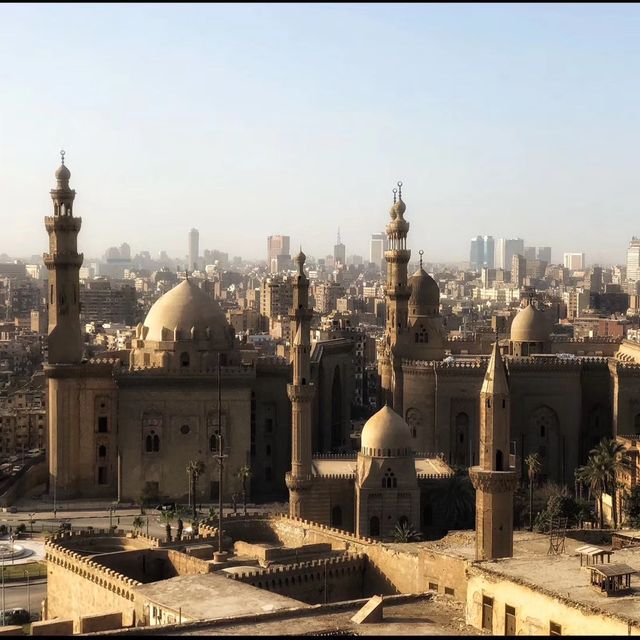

{"left": 180, "top": 352, "right": 190, "bottom": 368}
{"left": 180, "top": 424, "right": 190, "bottom": 435}
{"left": 369, "top": 516, "right": 380, "bottom": 536}
{"left": 428, "top": 582, "right": 438, "bottom": 591}
{"left": 146, "top": 431, "right": 160, "bottom": 453}
{"left": 505, "top": 605, "right": 516, "bottom": 636}
{"left": 482, "top": 596, "right": 493, "bottom": 632}
{"left": 98, "top": 416, "right": 108, "bottom": 433}
{"left": 98, "top": 466, "right": 107, "bottom": 485}
{"left": 444, "top": 587, "right": 454, "bottom": 596}
{"left": 549, "top": 621, "right": 562, "bottom": 636}
{"left": 331, "top": 506, "right": 343, "bottom": 528}
{"left": 98, "top": 445, "right": 106, "bottom": 458}
{"left": 265, "top": 418, "right": 273, "bottom": 433}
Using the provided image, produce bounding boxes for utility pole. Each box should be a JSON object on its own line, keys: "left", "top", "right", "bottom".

{"left": 213, "top": 353, "right": 228, "bottom": 563}
{"left": 1, "top": 546, "right": 5, "bottom": 625}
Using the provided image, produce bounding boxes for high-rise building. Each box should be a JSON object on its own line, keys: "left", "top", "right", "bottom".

{"left": 537, "top": 246, "right": 552, "bottom": 263}
{"left": 627, "top": 237, "right": 640, "bottom": 284}
{"left": 469, "top": 236, "right": 484, "bottom": 270}
{"left": 333, "top": 229, "right": 346, "bottom": 267}
{"left": 483, "top": 235, "right": 495, "bottom": 268}
{"left": 267, "top": 235, "right": 291, "bottom": 274}
{"left": 524, "top": 246, "right": 536, "bottom": 261}
{"left": 369, "top": 233, "right": 386, "bottom": 270}
{"left": 564, "top": 252, "right": 585, "bottom": 270}
{"left": 495, "top": 238, "right": 524, "bottom": 270}
{"left": 511, "top": 254, "right": 526, "bottom": 287}
{"left": 188, "top": 228, "right": 199, "bottom": 271}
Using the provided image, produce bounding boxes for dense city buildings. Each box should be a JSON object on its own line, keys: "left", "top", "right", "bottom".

{"left": 564, "top": 251, "right": 586, "bottom": 270}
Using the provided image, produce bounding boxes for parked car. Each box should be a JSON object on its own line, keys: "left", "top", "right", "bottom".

{"left": 155, "top": 502, "right": 176, "bottom": 512}
{"left": 57, "top": 521, "right": 71, "bottom": 532}
{"left": 1, "top": 608, "right": 30, "bottom": 624}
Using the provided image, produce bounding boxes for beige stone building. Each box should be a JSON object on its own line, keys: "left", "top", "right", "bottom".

{"left": 43, "top": 157, "right": 352, "bottom": 503}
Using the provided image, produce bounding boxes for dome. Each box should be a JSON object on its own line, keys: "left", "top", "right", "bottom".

{"left": 55, "top": 163, "right": 71, "bottom": 181}
{"left": 510, "top": 303, "right": 550, "bottom": 343}
{"left": 394, "top": 197, "right": 406, "bottom": 217}
{"left": 361, "top": 405, "right": 412, "bottom": 456}
{"left": 142, "top": 279, "right": 229, "bottom": 342}
{"left": 409, "top": 266, "right": 440, "bottom": 311}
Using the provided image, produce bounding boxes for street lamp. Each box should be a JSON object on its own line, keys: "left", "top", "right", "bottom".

{"left": 28, "top": 513, "right": 35, "bottom": 539}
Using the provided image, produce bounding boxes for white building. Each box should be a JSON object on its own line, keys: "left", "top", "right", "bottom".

{"left": 563, "top": 252, "right": 585, "bottom": 270}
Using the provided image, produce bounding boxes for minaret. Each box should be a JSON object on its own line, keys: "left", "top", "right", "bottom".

{"left": 380, "top": 181, "right": 411, "bottom": 411}
{"left": 44, "top": 151, "right": 84, "bottom": 364}
{"left": 285, "top": 249, "right": 315, "bottom": 518}
{"left": 469, "top": 340, "right": 518, "bottom": 560}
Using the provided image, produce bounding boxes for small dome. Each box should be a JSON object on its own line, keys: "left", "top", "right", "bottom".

{"left": 55, "top": 163, "right": 71, "bottom": 181}
{"left": 142, "top": 279, "right": 229, "bottom": 343}
{"left": 394, "top": 197, "right": 406, "bottom": 217}
{"left": 510, "top": 303, "right": 550, "bottom": 343}
{"left": 409, "top": 266, "right": 439, "bottom": 311}
{"left": 361, "top": 405, "right": 412, "bottom": 456}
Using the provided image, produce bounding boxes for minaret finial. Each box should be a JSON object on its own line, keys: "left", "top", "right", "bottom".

{"left": 392, "top": 188, "right": 397, "bottom": 204}
{"left": 419, "top": 249, "right": 424, "bottom": 269}
{"left": 60, "top": 149, "right": 66, "bottom": 165}
{"left": 397, "top": 180, "right": 403, "bottom": 199}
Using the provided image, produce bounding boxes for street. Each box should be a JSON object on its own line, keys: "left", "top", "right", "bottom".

{"left": 0, "top": 580, "right": 46, "bottom": 618}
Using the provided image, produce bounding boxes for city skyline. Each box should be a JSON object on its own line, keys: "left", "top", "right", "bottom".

{"left": 1, "top": 4, "right": 639, "bottom": 263}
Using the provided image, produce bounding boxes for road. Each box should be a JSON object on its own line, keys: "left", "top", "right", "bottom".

{"left": 0, "top": 579, "right": 46, "bottom": 618}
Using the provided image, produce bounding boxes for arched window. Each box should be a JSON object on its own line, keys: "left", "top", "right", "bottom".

{"left": 331, "top": 506, "right": 343, "bottom": 528}
{"left": 398, "top": 515, "right": 409, "bottom": 528}
{"left": 98, "top": 445, "right": 106, "bottom": 458}
{"left": 210, "top": 435, "right": 217, "bottom": 452}
{"left": 145, "top": 435, "right": 153, "bottom": 452}
{"left": 369, "top": 516, "right": 380, "bottom": 537}
{"left": 406, "top": 408, "right": 422, "bottom": 439}
{"left": 180, "top": 352, "right": 190, "bottom": 368}
{"left": 496, "top": 449, "right": 503, "bottom": 471}
{"left": 153, "top": 434, "right": 160, "bottom": 452}
{"left": 383, "top": 470, "right": 395, "bottom": 488}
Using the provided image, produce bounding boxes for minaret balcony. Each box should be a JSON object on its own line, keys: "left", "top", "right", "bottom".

{"left": 45, "top": 216, "right": 82, "bottom": 232}
{"left": 384, "top": 250, "right": 411, "bottom": 263}
{"left": 469, "top": 467, "right": 518, "bottom": 493}
{"left": 285, "top": 472, "right": 313, "bottom": 491}
{"left": 43, "top": 252, "right": 84, "bottom": 268}
{"left": 287, "top": 383, "right": 315, "bottom": 402}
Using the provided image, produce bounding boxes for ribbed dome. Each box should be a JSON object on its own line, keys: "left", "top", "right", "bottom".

{"left": 409, "top": 267, "right": 440, "bottom": 311}
{"left": 142, "top": 279, "right": 229, "bottom": 342}
{"left": 510, "top": 303, "right": 550, "bottom": 343}
{"left": 55, "top": 163, "right": 71, "bottom": 181}
{"left": 361, "top": 405, "right": 412, "bottom": 456}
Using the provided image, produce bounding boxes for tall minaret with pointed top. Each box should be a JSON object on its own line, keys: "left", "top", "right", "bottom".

{"left": 285, "top": 249, "right": 315, "bottom": 518}
{"left": 44, "top": 151, "right": 84, "bottom": 364}
{"left": 379, "top": 181, "right": 411, "bottom": 411}
{"left": 469, "top": 340, "right": 518, "bottom": 560}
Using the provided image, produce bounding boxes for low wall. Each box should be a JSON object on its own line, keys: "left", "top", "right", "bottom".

{"left": 0, "top": 460, "right": 47, "bottom": 508}
{"left": 79, "top": 611, "right": 124, "bottom": 634}
{"left": 228, "top": 553, "right": 366, "bottom": 604}
{"left": 31, "top": 618, "right": 75, "bottom": 636}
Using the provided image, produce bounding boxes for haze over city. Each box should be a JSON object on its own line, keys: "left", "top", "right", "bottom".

{"left": 1, "top": 3, "right": 639, "bottom": 264}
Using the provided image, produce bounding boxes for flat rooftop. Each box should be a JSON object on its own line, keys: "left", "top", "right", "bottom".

{"left": 133, "top": 572, "right": 305, "bottom": 621}
{"left": 474, "top": 540, "right": 640, "bottom": 624}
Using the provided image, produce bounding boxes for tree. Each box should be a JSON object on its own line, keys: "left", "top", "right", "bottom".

{"left": 186, "top": 460, "right": 205, "bottom": 521}
{"left": 438, "top": 471, "right": 475, "bottom": 530}
{"left": 165, "top": 522, "right": 172, "bottom": 543}
{"left": 525, "top": 453, "right": 542, "bottom": 531}
{"left": 624, "top": 485, "right": 640, "bottom": 528}
{"left": 392, "top": 521, "right": 421, "bottom": 543}
{"left": 577, "top": 455, "right": 608, "bottom": 528}
{"left": 235, "top": 465, "right": 252, "bottom": 516}
{"left": 132, "top": 516, "right": 145, "bottom": 533}
{"left": 176, "top": 518, "right": 184, "bottom": 541}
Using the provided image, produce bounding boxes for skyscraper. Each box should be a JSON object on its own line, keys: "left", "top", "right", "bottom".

{"left": 537, "top": 246, "right": 552, "bottom": 263}
{"left": 369, "top": 233, "right": 386, "bottom": 270}
{"left": 483, "top": 235, "right": 495, "bottom": 268}
{"left": 564, "top": 252, "right": 585, "bottom": 270}
{"left": 188, "top": 228, "right": 199, "bottom": 271}
{"left": 333, "top": 229, "right": 346, "bottom": 267}
{"left": 627, "top": 238, "right": 640, "bottom": 284}
{"left": 267, "top": 235, "right": 291, "bottom": 274}
{"left": 469, "top": 236, "right": 484, "bottom": 270}
{"left": 524, "top": 246, "right": 536, "bottom": 261}
{"left": 495, "top": 238, "right": 524, "bottom": 270}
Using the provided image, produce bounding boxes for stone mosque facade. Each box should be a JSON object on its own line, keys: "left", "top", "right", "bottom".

{"left": 43, "top": 157, "right": 353, "bottom": 504}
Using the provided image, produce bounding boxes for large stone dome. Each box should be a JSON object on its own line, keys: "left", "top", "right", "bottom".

{"left": 510, "top": 303, "right": 550, "bottom": 343}
{"left": 361, "top": 405, "right": 412, "bottom": 457}
{"left": 409, "top": 266, "right": 440, "bottom": 313}
{"left": 142, "top": 279, "right": 229, "bottom": 343}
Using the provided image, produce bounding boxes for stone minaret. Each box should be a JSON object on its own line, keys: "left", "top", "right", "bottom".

{"left": 44, "top": 151, "right": 84, "bottom": 364}
{"left": 379, "top": 182, "right": 411, "bottom": 412}
{"left": 285, "top": 249, "right": 315, "bottom": 518}
{"left": 469, "top": 340, "right": 518, "bottom": 560}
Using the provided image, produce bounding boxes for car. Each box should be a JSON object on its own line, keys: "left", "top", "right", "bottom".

{"left": 7, "top": 506, "right": 17, "bottom": 513}
{"left": 57, "top": 521, "right": 71, "bottom": 532}
{"left": 1, "top": 608, "right": 30, "bottom": 624}
{"left": 155, "top": 502, "right": 176, "bottom": 512}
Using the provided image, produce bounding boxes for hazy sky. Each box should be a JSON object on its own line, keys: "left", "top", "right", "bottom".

{"left": 1, "top": 3, "right": 639, "bottom": 265}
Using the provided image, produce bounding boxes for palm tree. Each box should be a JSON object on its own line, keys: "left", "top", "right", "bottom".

{"left": 392, "top": 521, "right": 421, "bottom": 543}
{"left": 186, "top": 460, "right": 205, "bottom": 521}
{"left": 235, "top": 465, "right": 252, "bottom": 516}
{"left": 589, "top": 438, "right": 629, "bottom": 529}
{"left": 525, "top": 453, "right": 542, "bottom": 531}
{"left": 439, "top": 472, "right": 475, "bottom": 530}
{"left": 577, "top": 454, "right": 608, "bottom": 529}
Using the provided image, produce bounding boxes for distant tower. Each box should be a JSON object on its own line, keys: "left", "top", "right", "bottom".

{"left": 285, "top": 249, "right": 315, "bottom": 518}
{"left": 379, "top": 182, "right": 411, "bottom": 412}
{"left": 188, "top": 228, "right": 199, "bottom": 271}
{"left": 469, "top": 340, "right": 517, "bottom": 560}
{"left": 334, "top": 228, "right": 346, "bottom": 267}
{"left": 44, "top": 151, "right": 84, "bottom": 364}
